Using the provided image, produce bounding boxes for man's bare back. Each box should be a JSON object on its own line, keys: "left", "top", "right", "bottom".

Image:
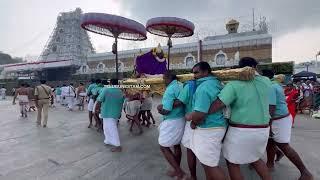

{"left": 16, "top": 87, "right": 29, "bottom": 96}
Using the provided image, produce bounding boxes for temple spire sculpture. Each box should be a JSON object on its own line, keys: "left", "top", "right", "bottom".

{"left": 38, "top": 8, "right": 94, "bottom": 66}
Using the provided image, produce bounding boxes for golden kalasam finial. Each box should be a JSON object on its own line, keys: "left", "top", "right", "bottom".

{"left": 226, "top": 19, "right": 239, "bottom": 34}
{"left": 156, "top": 43, "right": 162, "bottom": 53}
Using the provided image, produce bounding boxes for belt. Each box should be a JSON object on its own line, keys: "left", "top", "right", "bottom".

{"left": 229, "top": 123, "right": 269, "bottom": 129}
{"left": 271, "top": 113, "right": 290, "bottom": 121}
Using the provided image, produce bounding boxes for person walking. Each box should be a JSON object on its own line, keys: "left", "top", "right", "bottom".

{"left": 35, "top": 80, "right": 52, "bottom": 128}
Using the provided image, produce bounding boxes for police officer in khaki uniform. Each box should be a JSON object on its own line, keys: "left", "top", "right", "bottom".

{"left": 35, "top": 80, "right": 52, "bottom": 127}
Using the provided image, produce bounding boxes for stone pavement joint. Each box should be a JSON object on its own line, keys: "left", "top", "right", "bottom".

{"left": 48, "top": 159, "right": 61, "bottom": 166}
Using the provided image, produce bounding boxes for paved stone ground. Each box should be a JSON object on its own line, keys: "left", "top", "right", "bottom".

{"left": 0, "top": 96, "right": 319, "bottom": 180}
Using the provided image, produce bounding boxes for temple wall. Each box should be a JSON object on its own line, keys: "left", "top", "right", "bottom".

{"left": 86, "top": 44, "right": 271, "bottom": 71}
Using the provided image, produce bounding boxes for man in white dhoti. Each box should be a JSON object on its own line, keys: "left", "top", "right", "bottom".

{"left": 95, "top": 79, "right": 124, "bottom": 152}
{"left": 207, "top": 57, "right": 272, "bottom": 180}
{"left": 55, "top": 86, "right": 62, "bottom": 104}
{"left": 172, "top": 78, "right": 198, "bottom": 179}
{"left": 157, "top": 72, "right": 186, "bottom": 179}
{"left": 76, "top": 83, "right": 86, "bottom": 111}
{"left": 124, "top": 92, "right": 143, "bottom": 134}
{"left": 0, "top": 86, "right": 6, "bottom": 100}
{"left": 264, "top": 70, "right": 313, "bottom": 180}
{"left": 92, "top": 79, "right": 104, "bottom": 130}
{"left": 185, "top": 62, "right": 227, "bottom": 180}
{"left": 87, "top": 79, "right": 97, "bottom": 128}
{"left": 66, "top": 83, "right": 76, "bottom": 111}
{"left": 12, "top": 83, "right": 29, "bottom": 118}
{"left": 140, "top": 90, "right": 155, "bottom": 127}
{"left": 60, "top": 84, "right": 67, "bottom": 106}
{"left": 26, "top": 84, "right": 36, "bottom": 112}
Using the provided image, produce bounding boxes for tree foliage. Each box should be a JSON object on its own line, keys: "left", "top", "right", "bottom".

{"left": 0, "top": 52, "right": 23, "bottom": 65}
{"left": 258, "top": 62, "right": 294, "bottom": 75}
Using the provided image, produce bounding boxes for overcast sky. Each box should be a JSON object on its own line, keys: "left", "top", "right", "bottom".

{"left": 1, "top": 0, "right": 319, "bottom": 63}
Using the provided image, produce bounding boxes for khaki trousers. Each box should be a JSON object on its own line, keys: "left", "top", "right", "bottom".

{"left": 37, "top": 99, "right": 49, "bottom": 125}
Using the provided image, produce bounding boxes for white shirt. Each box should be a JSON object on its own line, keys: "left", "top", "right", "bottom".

{"left": 0, "top": 88, "right": 6, "bottom": 94}
{"left": 66, "top": 86, "right": 75, "bottom": 97}
{"left": 61, "top": 86, "right": 68, "bottom": 96}
{"left": 302, "top": 83, "right": 309, "bottom": 90}
{"left": 309, "top": 84, "right": 314, "bottom": 90}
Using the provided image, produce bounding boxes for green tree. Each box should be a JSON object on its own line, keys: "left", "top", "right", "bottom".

{"left": 0, "top": 52, "right": 23, "bottom": 65}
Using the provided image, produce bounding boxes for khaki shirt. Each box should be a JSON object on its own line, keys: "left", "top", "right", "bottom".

{"left": 35, "top": 84, "right": 52, "bottom": 100}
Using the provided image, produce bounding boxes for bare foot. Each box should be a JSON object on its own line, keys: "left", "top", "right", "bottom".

{"left": 138, "top": 129, "right": 143, "bottom": 135}
{"left": 299, "top": 171, "right": 313, "bottom": 180}
{"left": 110, "top": 146, "right": 122, "bottom": 152}
{"left": 134, "top": 129, "right": 143, "bottom": 136}
{"left": 176, "top": 172, "right": 188, "bottom": 180}
{"left": 166, "top": 170, "right": 178, "bottom": 177}
{"left": 98, "top": 127, "right": 103, "bottom": 132}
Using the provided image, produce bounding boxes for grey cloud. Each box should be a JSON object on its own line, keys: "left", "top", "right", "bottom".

{"left": 120, "top": 0, "right": 320, "bottom": 37}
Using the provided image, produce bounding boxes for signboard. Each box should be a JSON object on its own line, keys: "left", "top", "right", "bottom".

{"left": 18, "top": 76, "right": 35, "bottom": 80}
{"left": 16, "top": 72, "right": 35, "bottom": 77}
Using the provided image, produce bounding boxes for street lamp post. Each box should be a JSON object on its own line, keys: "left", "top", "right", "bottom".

{"left": 302, "top": 62, "right": 313, "bottom": 72}
{"left": 316, "top": 52, "right": 319, "bottom": 68}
